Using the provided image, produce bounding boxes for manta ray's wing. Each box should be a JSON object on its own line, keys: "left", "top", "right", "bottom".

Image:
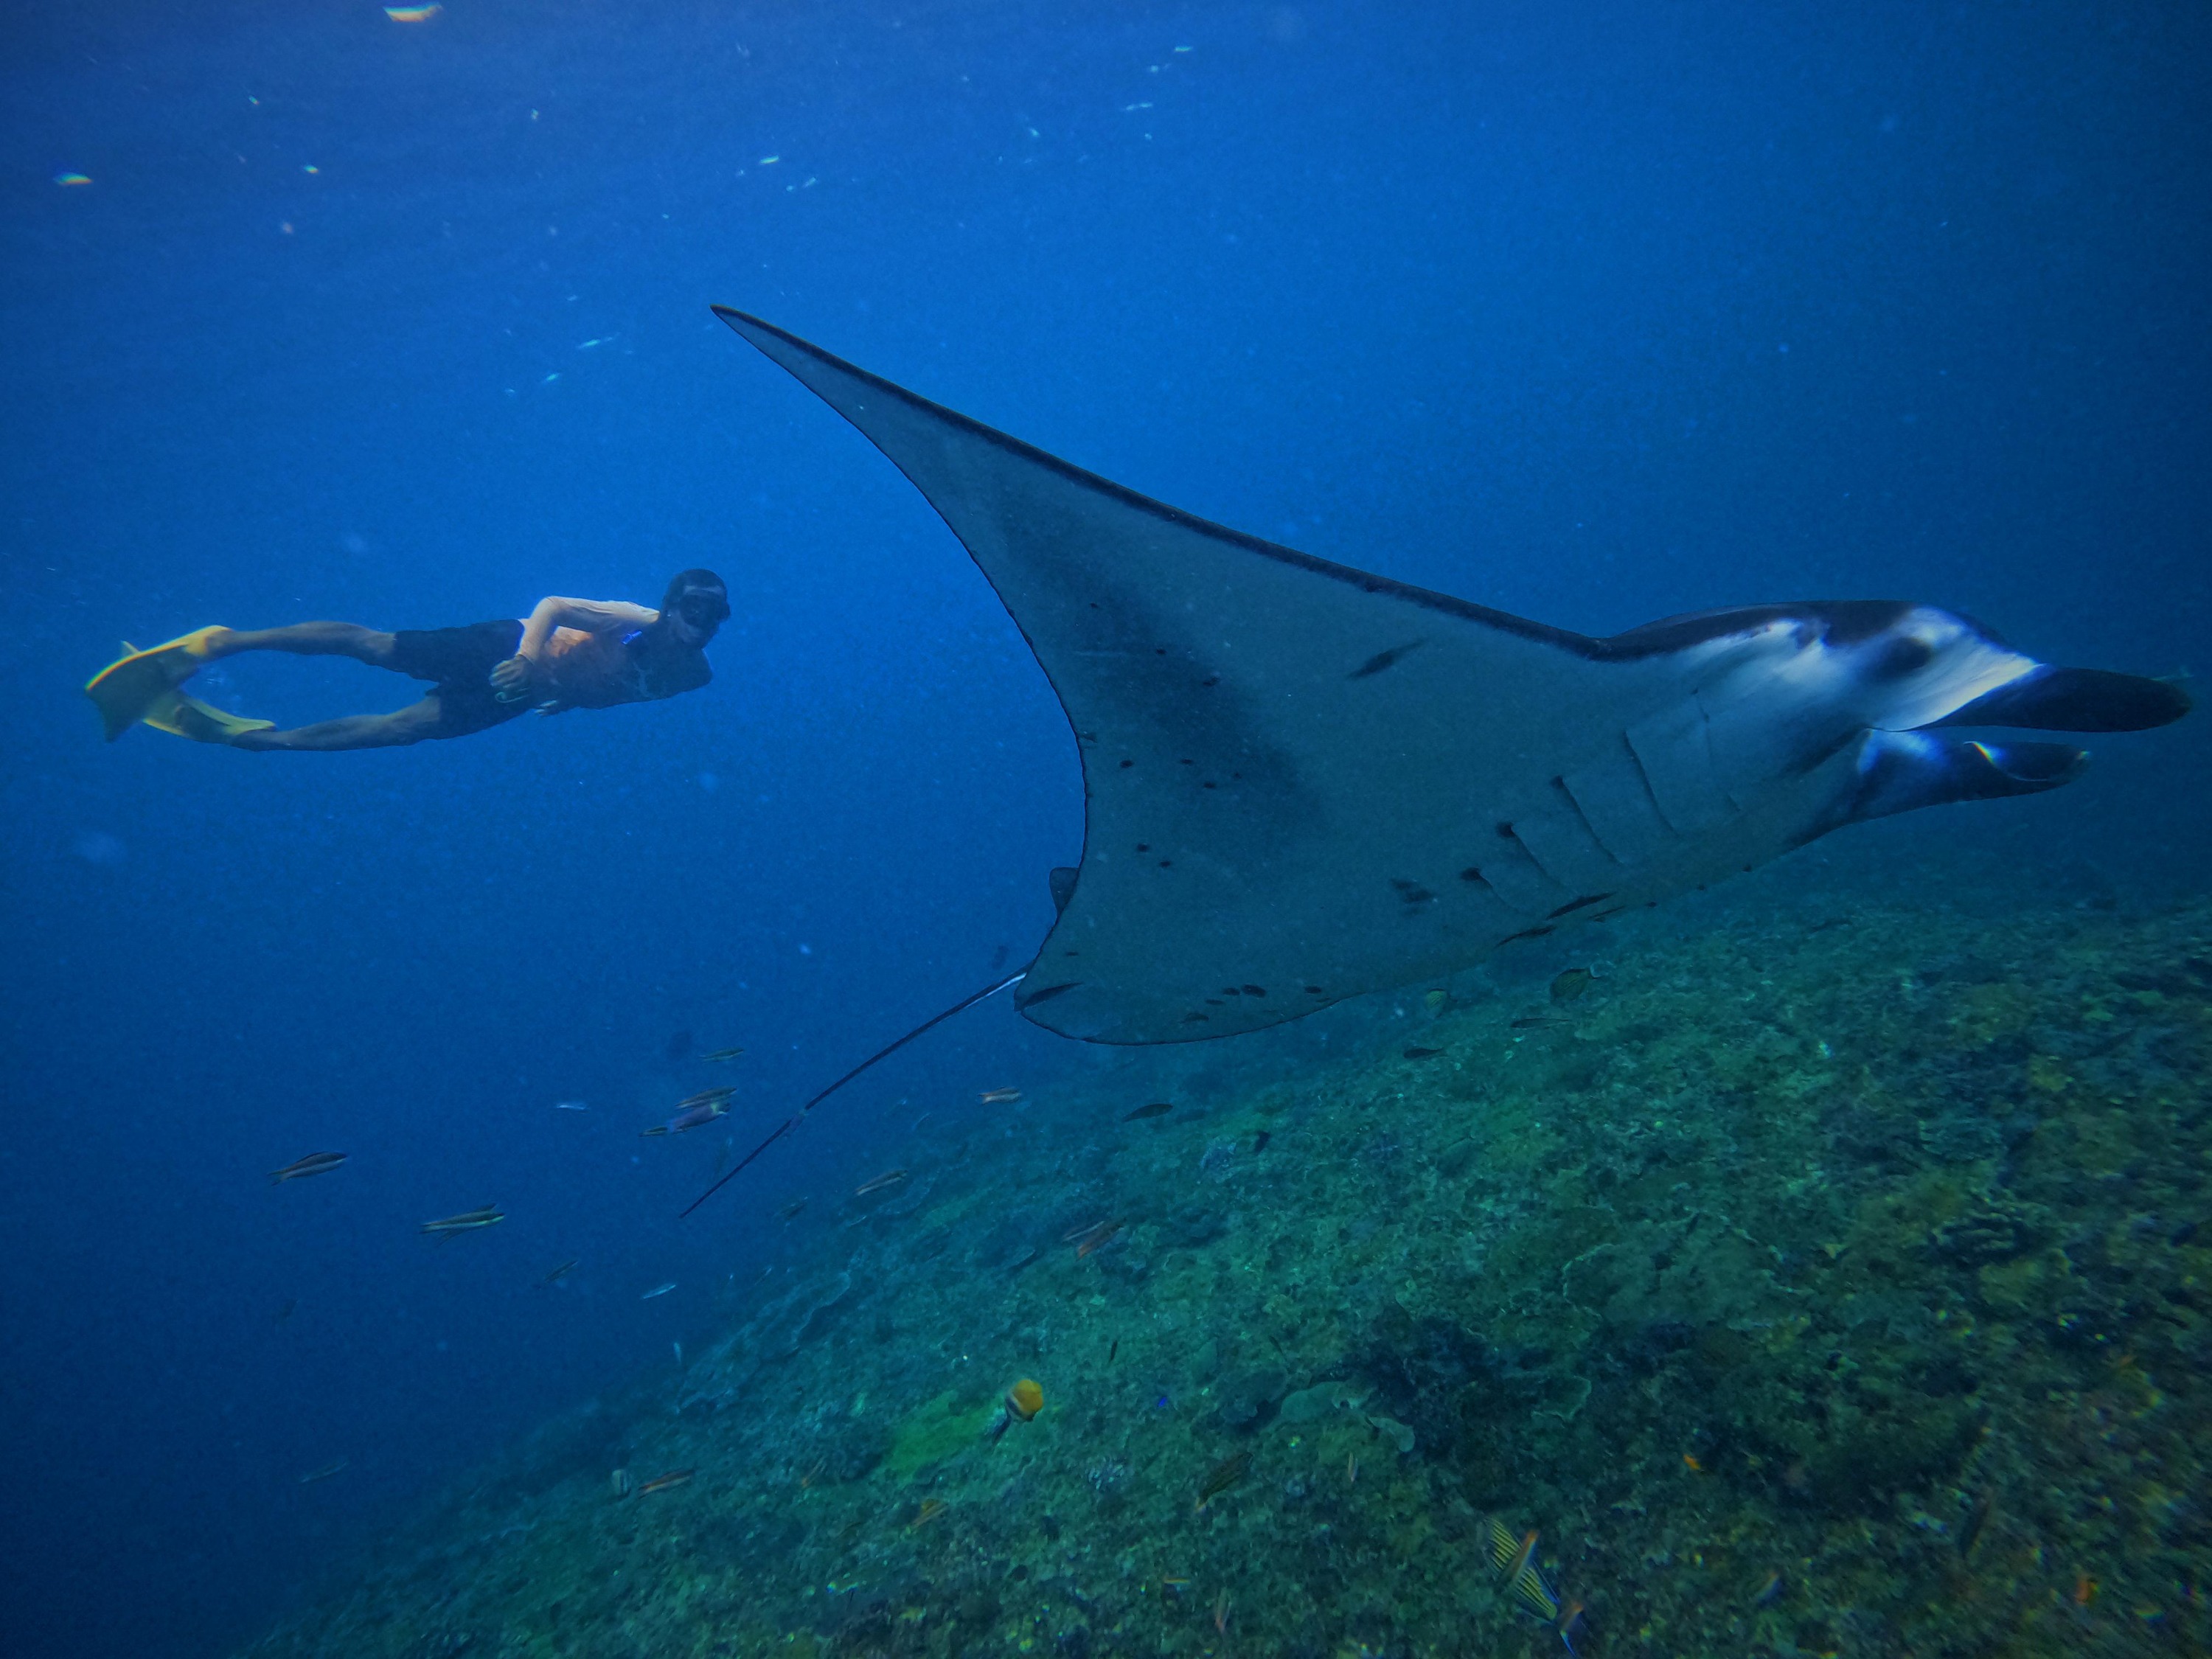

{"left": 717, "top": 309, "right": 2188, "bottom": 1044}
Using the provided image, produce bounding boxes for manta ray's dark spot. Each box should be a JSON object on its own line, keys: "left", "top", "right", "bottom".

{"left": 1350, "top": 640, "right": 1425, "bottom": 679}
{"left": 1242, "top": 985, "right": 1266, "bottom": 997}
{"left": 1181, "top": 1012, "right": 1209, "bottom": 1024}
{"left": 1119, "top": 759, "right": 1134, "bottom": 768}
{"left": 1220, "top": 987, "right": 1242, "bottom": 996}
{"left": 1180, "top": 758, "right": 1195, "bottom": 765}
{"left": 1135, "top": 844, "right": 1150, "bottom": 852}
{"left": 1158, "top": 860, "right": 1173, "bottom": 868}
{"left": 1871, "top": 634, "right": 1935, "bottom": 678}
{"left": 1018, "top": 981, "right": 1082, "bottom": 1008}
{"left": 1205, "top": 998, "right": 1225, "bottom": 1006}
{"left": 1305, "top": 986, "right": 1326, "bottom": 995}
{"left": 1459, "top": 867, "right": 1484, "bottom": 882}
{"left": 1546, "top": 893, "right": 1613, "bottom": 919}
{"left": 1155, "top": 647, "right": 1168, "bottom": 655}
{"left": 1201, "top": 675, "right": 1220, "bottom": 686}
{"left": 1391, "top": 880, "right": 1436, "bottom": 905}
{"left": 1203, "top": 781, "right": 1217, "bottom": 789}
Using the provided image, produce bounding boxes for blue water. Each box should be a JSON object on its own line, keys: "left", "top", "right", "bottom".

{"left": 3, "top": 4, "right": 2208, "bottom": 1655}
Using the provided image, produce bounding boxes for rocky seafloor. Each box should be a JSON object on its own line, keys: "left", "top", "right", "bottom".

{"left": 242, "top": 877, "right": 2212, "bottom": 1659}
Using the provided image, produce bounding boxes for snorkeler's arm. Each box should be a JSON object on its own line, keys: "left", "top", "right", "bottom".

{"left": 493, "top": 598, "right": 659, "bottom": 700}
{"left": 513, "top": 597, "right": 657, "bottom": 659}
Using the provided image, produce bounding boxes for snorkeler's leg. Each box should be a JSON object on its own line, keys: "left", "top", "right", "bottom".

{"left": 229, "top": 696, "right": 447, "bottom": 752}
{"left": 204, "top": 622, "right": 399, "bottom": 667}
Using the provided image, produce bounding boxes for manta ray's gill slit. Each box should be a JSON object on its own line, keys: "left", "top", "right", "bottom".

{"left": 1545, "top": 892, "right": 1615, "bottom": 920}
{"left": 1547, "top": 775, "right": 1620, "bottom": 863}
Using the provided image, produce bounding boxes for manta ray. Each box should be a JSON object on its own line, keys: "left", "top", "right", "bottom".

{"left": 683, "top": 308, "right": 2186, "bottom": 1210}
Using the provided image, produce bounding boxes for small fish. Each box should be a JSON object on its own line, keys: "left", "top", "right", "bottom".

{"left": 979, "top": 1086, "right": 1022, "bottom": 1104}
{"left": 673, "top": 1341, "right": 683, "bottom": 1365}
{"left": 799, "top": 1457, "right": 827, "bottom": 1488}
{"left": 1424, "top": 988, "right": 1450, "bottom": 1012}
{"left": 553, "top": 1100, "right": 589, "bottom": 1112}
{"left": 675, "top": 1085, "right": 738, "bottom": 1108}
{"left": 777, "top": 1196, "right": 810, "bottom": 1221}
{"left": 853, "top": 1169, "right": 908, "bottom": 1196}
{"left": 700, "top": 1046, "right": 746, "bottom": 1062}
{"left": 270, "top": 1152, "right": 347, "bottom": 1184}
{"left": 1402, "top": 1046, "right": 1445, "bottom": 1060}
{"left": 641, "top": 1281, "right": 677, "bottom": 1299}
{"left": 297, "top": 1460, "right": 347, "bottom": 1484}
{"left": 1195, "top": 1450, "right": 1251, "bottom": 1510}
{"left": 1252, "top": 1129, "right": 1272, "bottom": 1153}
{"left": 420, "top": 1206, "right": 504, "bottom": 1237}
{"left": 1752, "top": 1570, "right": 1784, "bottom": 1607}
{"left": 1682, "top": 1452, "right": 1703, "bottom": 1472}
{"left": 1346, "top": 1452, "right": 1359, "bottom": 1485}
{"left": 1213, "top": 1589, "right": 1231, "bottom": 1635}
{"left": 1124, "top": 1101, "right": 1174, "bottom": 1121}
{"left": 1549, "top": 967, "right": 1596, "bottom": 1004}
{"left": 908, "top": 1497, "right": 947, "bottom": 1530}
{"left": 53, "top": 173, "right": 92, "bottom": 187}
{"left": 1107, "top": 1337, "right": 1119, "bottom": 1363}
{"left": 382, "top": 4, "right": 441, "bottom": 19}
{"left": 1073, "top": 1220, "right": 1123, "bottom": 1259}
{"left": 1511, "top": 1015, "right": 1565, "bottom": 1029}
{"left": 542, "top": 1259, "right": 577, "bottom": 1284}
{"left": 644, "top": 1098, "right": 728, "bottom": 1136}
{"left": 1958, "top": 1488, "right": 1994, "bottom": 1559}
{"left": 636, "top": 1467, "right": 695, "bottom": 1495}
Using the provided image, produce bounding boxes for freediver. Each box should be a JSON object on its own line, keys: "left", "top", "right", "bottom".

{"left": 85, "top": 569, "right": 729, "bottom": 750}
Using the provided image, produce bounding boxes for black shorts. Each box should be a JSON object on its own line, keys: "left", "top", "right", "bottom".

{"left": 389, "top": 618, "right": 529, "bottom": 737}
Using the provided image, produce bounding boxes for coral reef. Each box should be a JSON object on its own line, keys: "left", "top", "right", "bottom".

{"left": 240, "top": 881, "right": 2212, "bottom": 1658}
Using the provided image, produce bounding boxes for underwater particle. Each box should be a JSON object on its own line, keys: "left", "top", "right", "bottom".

{"left": 1194, "top": 1449, "right": 1251, "bottom": 1511}
{"left": 72, "top": 829, "right": 125, "bottom": 864}
{"left": 636, "top": 1467, "right": 695, "bottom": 1495}
{"left": 54, "top": 172, "right": 92, "bottom": 186}
{"left": 553, "top": 1099, "right": 588, "bottom": 1111}
{"left": 383, "top": 4, "right": 442, "bottom": 19}
{"left": 269, "top": 1151, "right": 347, "bottom": 1183}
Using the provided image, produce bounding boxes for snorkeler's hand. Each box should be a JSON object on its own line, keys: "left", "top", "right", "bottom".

{"left": 490, "top": 654, "right": 538, "bottom": 704}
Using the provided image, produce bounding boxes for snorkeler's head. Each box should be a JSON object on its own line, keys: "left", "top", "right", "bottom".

{"left": 662, "top": 568, "right": 731, "bottom": 633}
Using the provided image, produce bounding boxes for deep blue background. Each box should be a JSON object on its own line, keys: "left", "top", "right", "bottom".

{"left": 3, "top": 4, "right": 2206, "bottom": 1655}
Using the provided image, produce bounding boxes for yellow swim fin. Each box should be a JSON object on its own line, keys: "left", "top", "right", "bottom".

{"left": 140, "top": 687, "right": 275, "bottom": 745}
{"left": 84, "top": 627, "right": 229, "bottom": 741}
